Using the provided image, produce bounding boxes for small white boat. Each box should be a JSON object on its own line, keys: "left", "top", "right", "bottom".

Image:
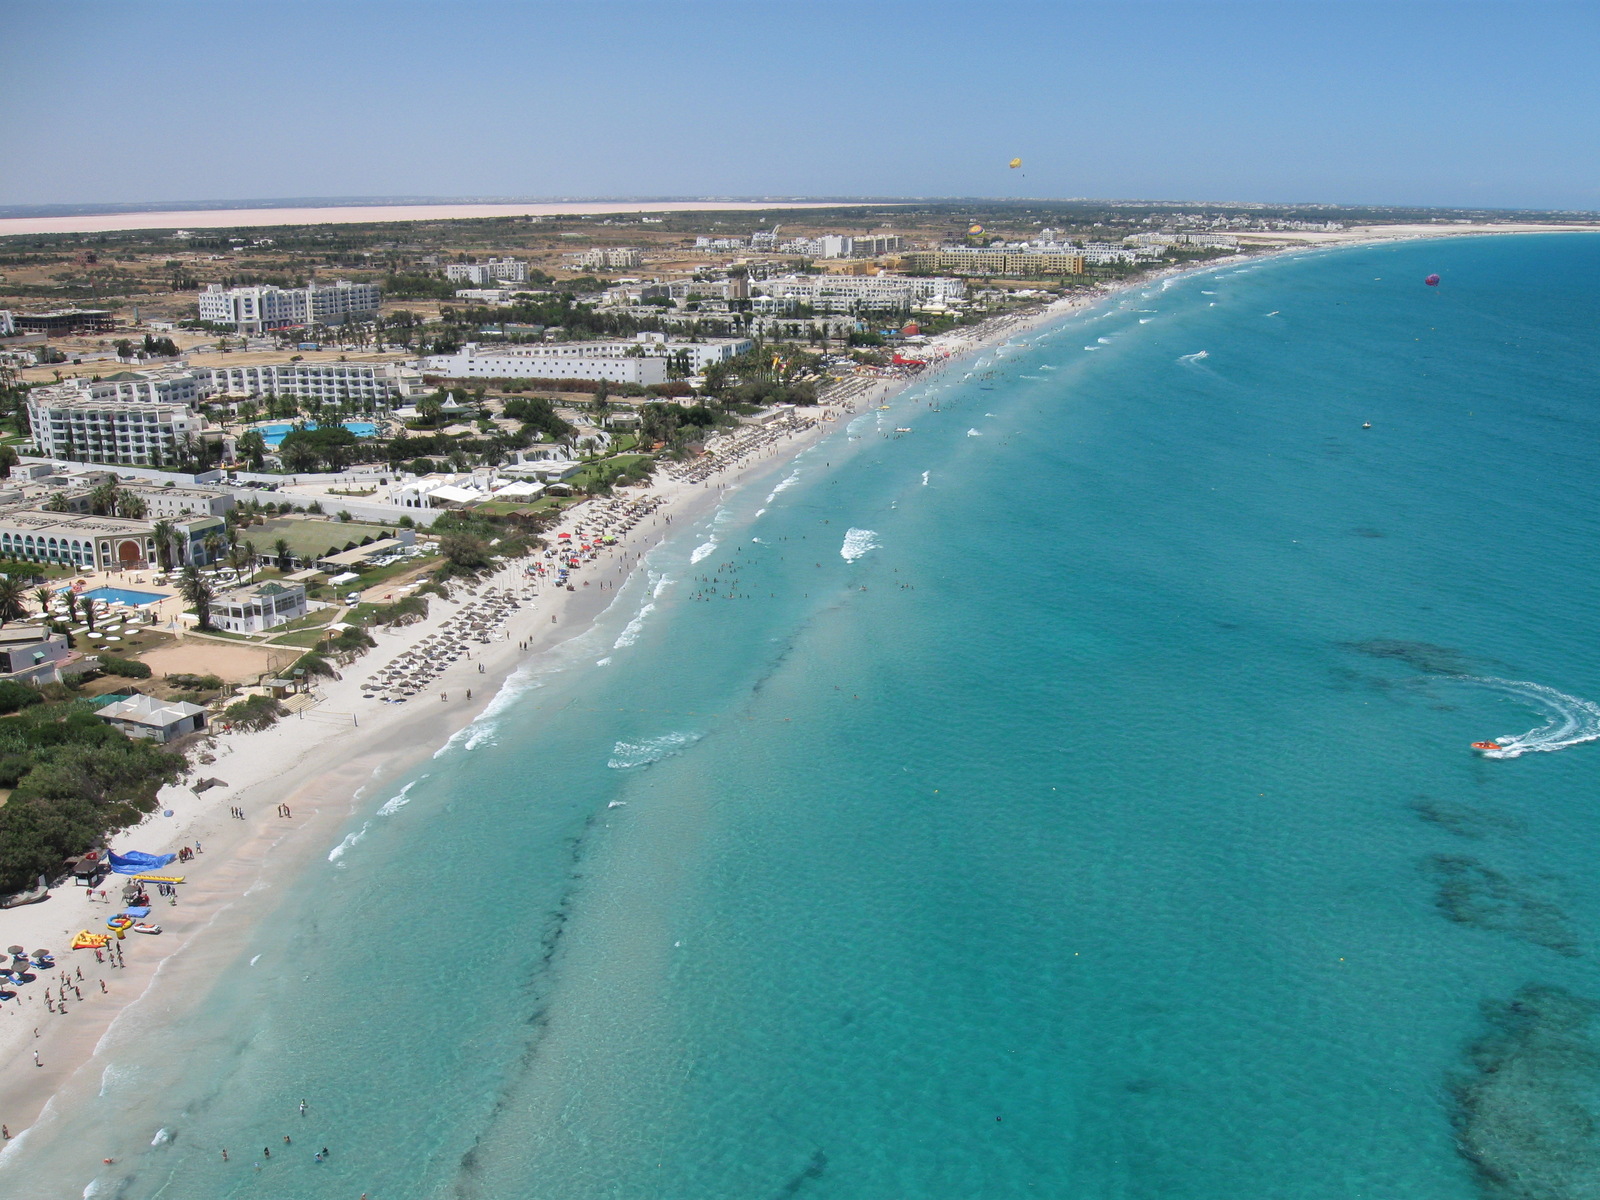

{"left": 131, "top": 923, "right": 162, "bottom": 935}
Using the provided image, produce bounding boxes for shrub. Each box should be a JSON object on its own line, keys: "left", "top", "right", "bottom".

{"left": 221, "top": 694, "right": 286, "bottom": 732}
{"left": 98, "top": 656, "right": 152, "bottom": 679}
{"left": 0, "top": 680, "right": 42, "bottom": 715}
{"left": 166, "top": 673, "right": 224, "bottom": 691}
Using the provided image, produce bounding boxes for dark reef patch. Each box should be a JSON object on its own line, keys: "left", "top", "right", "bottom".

{"left": 1452, "top": 985, "right": 1600, "bottom": 1198}
{"left": 1423, "top": 855, "right": 1578, "bottom": 957}
{"left": 774, "top": 1150, "right": 829, "bottom": 1198}
{"left": 1411, "top": 797, "right": 1524, "bottom": 840}
{"left": 1341, "top": 638, "right": 1474, "bottom": 675}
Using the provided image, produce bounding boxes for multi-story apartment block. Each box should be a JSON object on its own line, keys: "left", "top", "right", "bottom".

{"left": 200, "top": 360, "right": 424, "bottom": 405}
{"left": 573, "top": 248, "right": 642, "bottom": 270}
{"left": 424, "top": 334, "right": 750, "bottom": 383}
{"left": 901, "top": 249, "right": 1089, "bottom": 276}
{"left": 198, "top": 280, "right": 381, "bottom": 333}
{"left": 754, "top": 275, "right": 965, "bottom": 313}
{"left": 444, "top": 259, "right": 528, "bottom": 284}
{"left": 422, "top": 346, "right": 669, "bottom": 385}
{"left": 27, "top": 385, "right": 208, "bottom": 467}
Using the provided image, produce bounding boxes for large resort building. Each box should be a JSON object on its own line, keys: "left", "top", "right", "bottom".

{"left": 422, "top": 335, "right": 752, "bottom": 383}
{"left": 198, "top": 280, "right": 381, "bottom": 334}
{"left": 0, "top": 510, "right": 223, "bottom": 572}
{"left": 27, "top": 389, "right": 208, "bottom": 467}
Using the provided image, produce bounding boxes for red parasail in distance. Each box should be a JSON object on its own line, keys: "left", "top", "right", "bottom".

{"left": 1425, "top": 274, "right": 1441, "bottom": 286}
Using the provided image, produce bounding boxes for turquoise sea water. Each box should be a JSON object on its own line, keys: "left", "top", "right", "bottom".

{"left": 15, "top": 233, "right": 1600, "bottom": 1198}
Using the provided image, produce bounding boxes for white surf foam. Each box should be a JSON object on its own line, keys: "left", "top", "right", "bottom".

{"left": 1139, "top": 317, "right": 1155, "bottom": 324}
{"left": 840, "top": 528, "right": 880, "bottom": 562}
{"left": 1097, "top": 336, "right": 1113, "bottom": 344}
{"left": 1178, "top": 350, "right": 1209, "bottom": 363}
{"left": 921, "top": 471, "right": 930, "bottom": 486}
{"left": 690, "top": 539, "right": 717, "bottom": 565}
{"left": 328, "top": 822, "right": 370, "bottom": 863}
{"left": 607, "top": 730, "right": 704, "bottom": 769}
{"left": 1466, "top": 677, "right": 1600, "bottom": 759}
{"left": 378, "top": 778, "right": 423, "bottom": 816}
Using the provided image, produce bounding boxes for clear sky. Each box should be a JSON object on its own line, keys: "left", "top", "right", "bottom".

{"left": 3, "top": 0, "right": 1596, "bottom": 211}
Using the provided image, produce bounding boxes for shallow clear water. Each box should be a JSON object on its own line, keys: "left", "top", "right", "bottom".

{"left": 259, "top": 419, "right": 378, "bottom": 448}
{"left": 15, "top": 234, "right": 1600, "bottom": 1199}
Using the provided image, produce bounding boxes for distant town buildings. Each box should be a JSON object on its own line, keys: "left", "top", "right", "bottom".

{"left": 198, "top": 280, "right": 381, "bottom": 333}
{"left": 444, "top": 258, "right": 528, "bottom": 284}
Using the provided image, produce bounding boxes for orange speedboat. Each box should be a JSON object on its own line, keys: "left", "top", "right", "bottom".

{"left": 1471, "top": 740, "right": 1502, "bottom": 752}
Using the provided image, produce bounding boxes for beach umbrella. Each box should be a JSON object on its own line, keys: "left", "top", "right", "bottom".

{"left": 33, "top": 949, "right": 51, "bottom": 960}
{"left": 6, "top": 946, "right": 22, "bottom": 957}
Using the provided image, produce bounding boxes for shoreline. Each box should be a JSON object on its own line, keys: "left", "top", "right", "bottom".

{"left": 0, "top": 227, "right": 1553, "bottom": 1163}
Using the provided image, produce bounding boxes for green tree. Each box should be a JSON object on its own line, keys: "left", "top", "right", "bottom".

{"left": 0, "top": 576, "right": 28, "bottom": 624}
{"left": 179, "top": 566, "right": 214, "bottom": 629}
{"left": 31, "top": 587, "right": 53, "bottom": 623}
{"left": 237, "top": 429, "right": 267, "bottom": 471}
{"left": 150, "top": 519, "right": 178, "bottom": 572}
{"left": 114, "top": 489, "right": 147, "bottom": 520}
{"left": 0, "top": 445, "right": 18, "bottom": 480}
{"left": 273, "top": 537, "right": 292, "bottom": 573}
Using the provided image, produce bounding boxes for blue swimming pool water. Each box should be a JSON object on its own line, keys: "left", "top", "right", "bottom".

{"left": 80, "top": 586, "right": 167, "bottom": 606}
{"left": 259, "top": 420, "right": 379, "bottom": 448}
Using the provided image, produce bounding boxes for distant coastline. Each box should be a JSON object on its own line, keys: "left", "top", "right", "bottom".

{"left": 0, "top": 199, "right": 898, "bottom": 238}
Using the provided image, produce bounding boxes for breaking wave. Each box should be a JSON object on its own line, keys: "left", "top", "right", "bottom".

{"left": 1178, "top": 350, "right": 1210, "bottom": 363}
{"left": 966, "top": 428, "right": 983, "bottom": 437}
{"left": 766, "top": 467, "right": 802, "bottom": 503}
{"left": 378, "top": 778, "right": 423, "bottom": 816}
{"left": 328, "top": 822, "right": 370, "bottom": 863}
{"left": 1466, "top": 678, "right": 1600, "bottom": 759}
{"left": 690, "top": 538, "right": 717, "bottom": 565}
{"left": 841, "top": 528, "right": 880, "bottom": 562}
{"left": 608, "top": 730, "right": 704, "bottom": 770}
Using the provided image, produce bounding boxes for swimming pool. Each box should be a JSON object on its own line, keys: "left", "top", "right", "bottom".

{"left": 259, "top": 420, "right": 379, "bottom": 448}
{"left": 80, "top": 586, "right": 168, "bottom": 607}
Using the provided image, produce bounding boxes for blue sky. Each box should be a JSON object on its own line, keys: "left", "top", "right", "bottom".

{"left": 3, "top": 0, "right": 1596, "bottom": 211}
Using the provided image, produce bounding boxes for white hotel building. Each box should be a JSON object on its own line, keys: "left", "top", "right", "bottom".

{"left": 424, "top": 334, "right": 752, "bottom": 384}
{"left": 200, "top": 360, "right": 425, "bottom": 406}
{"left": 28, "top": 381, "right": 208, "bottom": 467}
{"left": 198, "top": 280, "right": 381, "bottom": 333}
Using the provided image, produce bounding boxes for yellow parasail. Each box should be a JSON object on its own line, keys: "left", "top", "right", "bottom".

{"left": 968, "top": 224, "right": 984, "bottom": 235}
{"left": 1009, "top": 157, "right": 1022, "bottom": 169}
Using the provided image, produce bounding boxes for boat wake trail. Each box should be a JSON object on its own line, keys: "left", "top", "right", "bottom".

{"left": 1465, "top": 677, "right": 1600, "bottom": 759}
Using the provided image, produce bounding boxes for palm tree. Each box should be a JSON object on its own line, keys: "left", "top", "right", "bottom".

{"left": 88, "top": 481, "right": 118, "bottom": 515}
{"left": 202, "top": 530, "right": 224, "bottom": 566}
{"left": 273, "top": 537, "right": 292, "bottom": 573}
{"left": 0, "top": 576, "right": 27, "bottom": 625}
{"left": 150, "top": 519, "right": 176, "bottom": 572}
{"left": 179, "top": 566, "right": 214, "bottom": 630}
{"left": 43, "top": 493, "right": 73, "bottom": 513}
{"left": 32, "top": 586, "right": 53, "bottom": 623}
{"left": 242, "top": 539, "right": 258, "bottom": 583}
{"left": 114, "top": 489, "right": 147, "bottom": 520}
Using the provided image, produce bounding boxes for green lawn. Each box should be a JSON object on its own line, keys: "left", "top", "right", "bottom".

{"left": 253, "top": 516, "right": 395, "bottom": 562}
